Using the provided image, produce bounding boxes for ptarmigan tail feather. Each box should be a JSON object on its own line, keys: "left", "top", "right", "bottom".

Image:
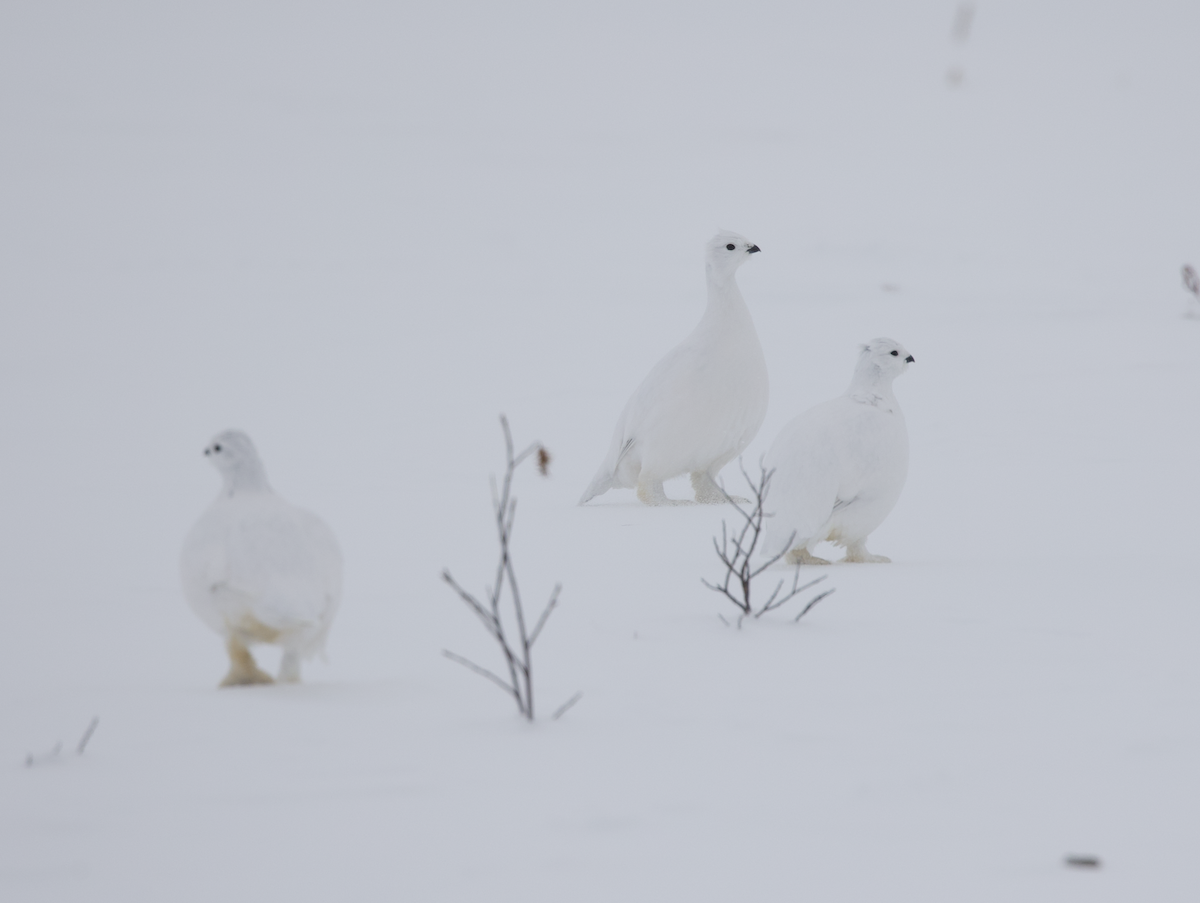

{"left": 579, "top": 436, "right": 635, "bottom": 505}
{"left": 579, "top": 468, "right": 614, "bottom": 505}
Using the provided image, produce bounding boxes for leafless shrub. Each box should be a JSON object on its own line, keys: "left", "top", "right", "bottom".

{"left": 442, "top": 416, "right": 577, "bottom": 721}
{"left": 702, "top": 458, "right": 835, "bottom": 625}
{"left": 1184, "top": 265, "right": 1199, "bottom": 299}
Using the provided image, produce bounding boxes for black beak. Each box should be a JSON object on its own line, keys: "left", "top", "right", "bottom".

{"left": 748, "top": 245, "right": 761, "bottom": 254}
{"left": 905, "top": 355, "right": 915, "bottom": 363}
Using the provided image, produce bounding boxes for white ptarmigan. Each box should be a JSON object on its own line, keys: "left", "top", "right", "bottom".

{"left": 179, "top": 430, "right": 343, "bottom": 686}
{"left": 580, "top": 231, "right": 769, "bottom": 506}
{"left": 762, "top": 338, "right": 914, "bottom": 564}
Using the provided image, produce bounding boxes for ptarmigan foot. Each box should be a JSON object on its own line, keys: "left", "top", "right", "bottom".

{"left": 278, "top": 651, "right": 302, "bottom": 684}
{"left": 637, "top": 479, "right": 693, "bottom": 506}
{"left": 841, "top": 542, "right": 891, "bottom": 564}
{"left": 785, "top": 547, "right": 832, "bottom": 566}
{"left": 220, "top": 637, "right": 275, "bottom": 687}
{"left": 690, "top": 472, "right": 747, "bottom": 504}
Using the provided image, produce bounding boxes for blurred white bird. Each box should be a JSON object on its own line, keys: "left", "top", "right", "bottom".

{"left": 762, "top": 339, "right": 914, "bottom": 564}
{"left": 580, "top": 231, "right": 769, "bottom": 506}
{"left": 180, "top": 430, "right": 343, "bottom": 686}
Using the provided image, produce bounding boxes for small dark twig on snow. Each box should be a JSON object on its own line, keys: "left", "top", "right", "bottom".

{"left": 442, "top": 416, "right": 578, "bottom": 721}
{"left": 551, "top": 692, "right": 584, "bottom": 721}
{"left": 1184, "top": 265, "right": 1199, "bottom": 301}
{"left": 24, "top": 717, "right": 100, "bottom": 767}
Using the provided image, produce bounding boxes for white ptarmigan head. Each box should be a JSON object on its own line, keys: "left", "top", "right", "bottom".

{"left": 853, "top": 337, "right": 916, "bottom": 386}
{"left": 705, "top": 231, "right": 761, "bottom": 281}
{"left": 203, "top": 429, "right": 270, "bottom": 495}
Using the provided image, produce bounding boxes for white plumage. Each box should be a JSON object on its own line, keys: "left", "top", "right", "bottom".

{"left": 180, "top": 430, "right": 342, "bottom": 686}
{"left": 580, "top": 231, "right": 769, "bottom": 506}
{"left": 763, "top": 338, "right": 914, "bottom": 564}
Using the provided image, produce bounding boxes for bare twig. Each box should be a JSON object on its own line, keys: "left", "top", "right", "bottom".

{"left": 24, "top": 742, "right": 62, "bottom": 768}
{"left": 703, "top": 457, "right": 835, "bottom": 621}
{"left": 25, "top": 716, "right": 102, "bottom": 767}
{"left": 442, "top": 416, "right": 569, "bottom": 721}
{"left": 442, "top": 650, "right": 518, "bottom": 698}
{"left": 528, "top": 584, "right": 562, "bottom": 647}
{"left": 761, "top": 573, "right": 828, "bottom": 616}
{"left": 442, "top": 571, "right": 500, "bottom": 634}
{"left": 1184, "top": 265, "right": 1199, "bottom": 299}
{"left": 793, "top": 588, "right": 837, "bottom": 622}
{"left": 76, "top": 717, "right": 99, "bottom": 755}
{"left": 551, "top": 692, "right": 583, "bottom": 721}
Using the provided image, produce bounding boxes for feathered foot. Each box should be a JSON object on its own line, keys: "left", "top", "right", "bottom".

{"left": 785, "top": 547, "right": 832, "bottom": 566}
{"left": 842, "top": 541, "right": 891, "bottom": 563}
{"left": 220, "top": 637, "right": 275, "bottom": 687}
{"left": 691, "top": 472, "right": 748, "bottom": 504}
{"left": 637, "top": 479, "right": 693, "bottom": 506}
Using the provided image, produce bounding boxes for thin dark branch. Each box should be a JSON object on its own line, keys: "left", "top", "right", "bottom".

{"left": 710, "top": 537, "right": 737, "bottom": 574}
{"left": 500, "top": 414, "right": 515, "bottom": 465}
{"left": 512, "top": 443, "right": 540, "bottom": 470}
{"left": 24, "top": 742, "right": 62, "bottom": 768}
{"left": 747, "top": 539, "right": 794, "bottom": 580}
{"left": 762, "top": 577, "right": 785, "bottom": 610}
{"left": 76, "top": 718, "right": 99, "bottom": 755}
{"left": 442, "top": 416, "right": 566, "bottom": 721}
{"left": 528, "top": 584, "right": 561, "bottom": 647}
{"left": 551, "top": 692, "right": 583, "bottom": 721}
{"left": 758, "top": 573, "right": 829, "bottom": 617}
{"left": 701, "top": 576, "right": 749, "bottom": 613}
{"left": 443, "top": 650, "right": 518, "bottom": 697}
{"left": 793, "top": 588, "right": 836, "bottom": 622}
{"left": 442, "top": 570, "right": 500, "bottom": 634}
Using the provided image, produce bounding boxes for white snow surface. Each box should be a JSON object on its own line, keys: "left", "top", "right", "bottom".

{"left": 2, "top": 2, "right": 1199, "bottom": 900}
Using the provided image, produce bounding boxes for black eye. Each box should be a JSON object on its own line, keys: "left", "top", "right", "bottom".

{"left": 726, "top": 243, "right": 736, "bottom": 251}
{"left": 213, "top": 444, "right": 222, "bottom": 452}
{"left": 890, "top": 350, "right": 899, "bottom": 356}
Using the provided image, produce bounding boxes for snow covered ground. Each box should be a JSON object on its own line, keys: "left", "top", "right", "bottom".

{"left": 3, "top": 1, "right": 1199, "bottom": 899}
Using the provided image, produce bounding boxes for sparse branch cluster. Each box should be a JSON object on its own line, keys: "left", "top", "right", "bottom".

{"left": 702, "top": 458, "right": 835, "bottom": 624}
{"left": 25, "top": 717, "right": 99, "bottom": 768}
{"left": 442, "top": 416, "right": 576, "bottom": 721}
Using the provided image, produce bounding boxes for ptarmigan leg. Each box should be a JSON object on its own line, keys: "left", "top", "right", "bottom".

{"left": 785, "top": 546, "right": 832, "bottom": 566}
{"left": 691, "top": 471, "right": 748, "bottom": 504}
{"left": 220, "top": 637, "right": 274, "bottom": 687}
{"left": 637, "top": 478, "right": 693, "bottom": 506}
{"left": 278, "top": 651, "right": 302, "bottom": 683}
{"left": 842, "top": 541, "right": 891, "bottom": 563}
